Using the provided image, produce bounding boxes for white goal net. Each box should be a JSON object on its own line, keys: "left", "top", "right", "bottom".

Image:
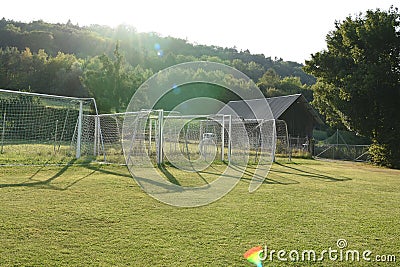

{"left": 121, "top": 111, "right": 278, "bottom": 167}
{"left": 162, "top": 114, "right": 232, "bottom": 171}
{"left": 0, "top": 89, "right": 97, "bottom": 165}
{"left": 79, "top": 111, "right": 160, "bottom": 165}
{"left": 76, "top": 111, "right": 281, "bottom": 166}
{"left": 275, "top": 119, "right": 290, "bottom": 160}
{"left": 0, "top": 88, "right": 283, "bottom": 167}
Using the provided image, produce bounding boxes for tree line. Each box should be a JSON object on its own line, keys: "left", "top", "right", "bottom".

{"left": 0, "top": 18, "right": 315, "bottom": 82}
{"left": 0, "top": 18, "right": 314, "bottom": 113}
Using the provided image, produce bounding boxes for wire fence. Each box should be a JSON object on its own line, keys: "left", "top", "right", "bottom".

{"left": 287, "top": 132, "right": 371, "bottom": 162}
{"left": 314, "top": 144, "right": 370, "bottom": 162}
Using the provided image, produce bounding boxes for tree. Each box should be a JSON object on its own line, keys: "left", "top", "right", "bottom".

{"left": 257, "top": 68, "right": 280, "bottom": 93}
{"left": 83, "top": 53, "right": 118, "bottom": 113}
{"left": 82, "top": 43, "right": 153, "bottom": 113}
{"left": 304, "top": 7, "right": 400, "bottom": 168}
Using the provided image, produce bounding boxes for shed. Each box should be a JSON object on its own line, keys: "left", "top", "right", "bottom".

{"left": 220, "top": 94, "right": 323, "bottom": 138}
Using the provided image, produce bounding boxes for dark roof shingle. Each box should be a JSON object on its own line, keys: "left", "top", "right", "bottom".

{"left": 218, "top": 94, "right": 323, "bottom": 124}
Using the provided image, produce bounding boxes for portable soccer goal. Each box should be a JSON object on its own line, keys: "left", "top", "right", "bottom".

{"left": 121, "top": 110, "right": 236, "bottom": 168}
{"left": 0, "top": 89, "right": 98, "bottom": 165}
{"left": 121, "top": 110, "right": 280, "bottom": 167}
{"left": 0, "top": 89, "right": 283, "bottom": 167}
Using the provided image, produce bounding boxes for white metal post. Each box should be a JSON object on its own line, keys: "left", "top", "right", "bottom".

{"left": 272, "top": 119, "right": 277, "bottom": 162}
{"left": 94, "top": 114, "right": 98, "bottom": 156}
{"left": 221, "top": 115, "right": 225, "bottom": 161}
{"left": 154, "top": 118, "right": 157, "bottom": 156}
{"left": 157, "top": 110, "right": 164, "bottom": 165}
{"left": 76, "top": 101, "right": 83, "bottom": 159}
{"left": 149, "top": 119, "right": 152, "bottom": 154}
{"left": 228, "top": 115, "right": 232, "bottom": 164}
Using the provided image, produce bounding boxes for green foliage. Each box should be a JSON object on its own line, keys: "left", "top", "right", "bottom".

{"left": 312, "top": 129, "right": 329, "bottom": 141}
{"left": 290, "top": 150, "right": 313, "bottom": 159}
{"left": 82, "top": 44, "right": 153, "bottom": 113}
{"left": 0, "top": 18, "right": 314, "bottom": 82}
{"left": 0, "top": 47, "right": 88, "bottom": 97}
{"left": 257, "top": 68, "right": 314, "bottom": 100}
{"left": 368, "top": 142, "right": 392, "bottom": 167}
{"left": 304, "top": 7, "right": 400, "bottom": 168}
{"left": 257, "top": 68, "right": 280, "bottom": 90}
{"left": 0, "top": 18, "right": 317, "bottom": 114}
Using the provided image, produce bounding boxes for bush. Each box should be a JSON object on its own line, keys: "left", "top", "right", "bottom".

{"left": 290, "top": 149, "right": 312, "bottom": 159}
{"left": 369, "top": 142, "right": 400, "bottom": 169}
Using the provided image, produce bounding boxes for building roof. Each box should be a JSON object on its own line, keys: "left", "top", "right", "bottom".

{"left": 219, "top": 94, "right": 323, "bottom": 125}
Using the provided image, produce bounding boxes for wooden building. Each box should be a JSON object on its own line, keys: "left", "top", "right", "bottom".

{"left": 221, "top": 94, "right": 323, "bottom": 138}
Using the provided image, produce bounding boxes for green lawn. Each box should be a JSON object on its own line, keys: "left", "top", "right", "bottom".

{"left": 0, "top": 159, "right": 399, "bottom": 266}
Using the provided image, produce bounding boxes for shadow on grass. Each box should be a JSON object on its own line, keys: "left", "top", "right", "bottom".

{"left": 196, "top": 172, "right": 211, "bottom": 185}
{"left": 159, "top": 163, "right": 213, "bottom": 186}
{"left": 158, "top": 164, "right": 181, "bottom": 186}
{"left": 0, "top": 159, "right": 96, "bottom": 190}
{"left": 83, "top": 164, "right": 132, "bottom": 178}
{"left": 272, "top": 162, "right": 352, "bottom": 182}
{"left": 229, "top": 164, "right": 299, "bottom": 185}
{"left": 192, "top": 161, "right": 297, "bottom": 185}
{"left": 154, "top": 162, "right": 300, "bottom": 187}
{"left": 1, "top": 159, "right": 350, "bottom": 191}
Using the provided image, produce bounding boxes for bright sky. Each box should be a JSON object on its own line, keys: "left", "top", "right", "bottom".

{"left": 1, "top": 0, "right": 397, "bottom": 63}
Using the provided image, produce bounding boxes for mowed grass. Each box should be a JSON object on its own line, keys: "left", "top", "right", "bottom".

{"left": 0, "top": 159, "right": 399, "bottom": 266}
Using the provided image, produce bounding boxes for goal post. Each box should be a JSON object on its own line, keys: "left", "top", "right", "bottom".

{"left": 244, "top": 119, "right": 289, "bottom": 163}
{"left": 0, "top": 88, "right": 281, "bottom": 167}
{"left": 0, "top": 89, "right": 98, "bottom": 165}
{"left": 90, "top": 111, "right": 283, "bottom": 166}
{"left": 157, "top": 109, "right": 164, "bottom": 165}
{"left": 161, "top": 113, "right": 232, "bottom": 166}
{"left": 120, "top": 111, "right": 235, "bottom": 167}
{"left": 75, "top": 100, "right": 83, "bottom": 159}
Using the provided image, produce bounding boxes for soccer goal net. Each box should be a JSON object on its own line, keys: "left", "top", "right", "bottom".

{"left": 121, "top": 110, "right": 249, "bottom": 168}
{"left": 245, "top": 119, "right": 289, "bottom": 162}
{"left": 162, "top": 114, "right": 232, "bottom": 170}
{"left": 121, "top": 110, "right": 280, "bottom": 168}
{"left": 0, "top": 89, "right": 97, "bottom": 165}
{"left": 84, "top": 111, "right": 282, "bottom": 166}
{"left": 0, "top": 88, "right": 283, "bottom": 167}
{"left": 275, "top": 119, "right": 290, "bottom": 160}
{"left": 78, "top": 111, "right": 156, "bottom": 165}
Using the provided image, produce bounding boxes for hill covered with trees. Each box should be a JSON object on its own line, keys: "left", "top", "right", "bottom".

{"left": 0, "top": 18, "right": 315, "bottom": 112}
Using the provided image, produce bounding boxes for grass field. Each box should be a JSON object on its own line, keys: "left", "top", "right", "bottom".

{"left": 0, "top": 159, "right": 399, "bottom": 266}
